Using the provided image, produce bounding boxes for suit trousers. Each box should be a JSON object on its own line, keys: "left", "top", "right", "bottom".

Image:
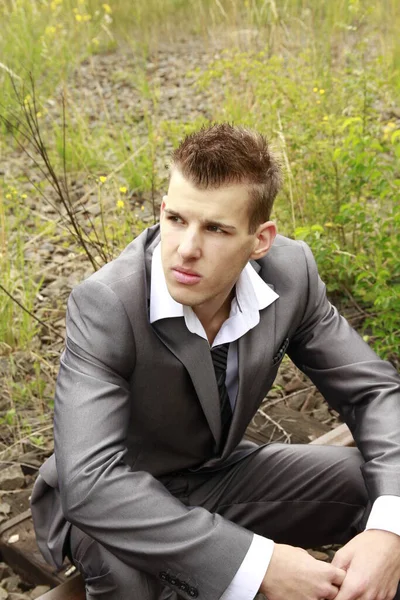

{"left": 68, "top": 443, "right": 370, "bottom": 599}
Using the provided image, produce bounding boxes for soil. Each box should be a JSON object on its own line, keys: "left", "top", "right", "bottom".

{"left": 0, "top": 36, "right": 350, "bottom": 595}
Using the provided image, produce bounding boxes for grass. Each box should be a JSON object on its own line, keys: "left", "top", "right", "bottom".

{"left": 0, "top": 184, "right": 44, "bottom": 348}
{"left": 0, "top": 0, "right": 399, "bottom": 448}
{"left": 1, "top": 1, "right": 399, "bottom": 110}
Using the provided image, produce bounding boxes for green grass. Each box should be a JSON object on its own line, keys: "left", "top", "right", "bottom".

{"left": 195, "top": 49, "right": 399, "bottom": 358}
{"left": 1, "top": 1, "right": 399, "bottom": 111}
{"left": 0, "top": 184, "right": 44, "bottom": 349}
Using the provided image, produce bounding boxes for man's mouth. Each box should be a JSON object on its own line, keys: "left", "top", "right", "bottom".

{"left": 171, "top": 267, "right": 202, "bottom": 285}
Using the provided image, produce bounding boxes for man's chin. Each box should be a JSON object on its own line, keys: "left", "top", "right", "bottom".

{"left": 166, "top": 283, "right": 201, "bottom": 307}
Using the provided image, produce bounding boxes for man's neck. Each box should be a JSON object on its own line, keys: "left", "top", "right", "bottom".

{"left": 193, "top": 289, "right": 235, "bottom": 345}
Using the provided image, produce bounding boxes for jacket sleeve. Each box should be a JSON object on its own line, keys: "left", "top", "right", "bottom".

{"left": 288, "top": 241, "right": 400, "bottom": 502}
{"left": 55, "top": 278, "right": 252, "bottom": 600}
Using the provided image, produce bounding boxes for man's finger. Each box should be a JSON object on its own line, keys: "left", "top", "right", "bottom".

{"left": 334, "top": 575, "right": 365, "bottom": 600}
{"left": 323, "top": 584, "right": 341, "bottom": 600}
{"left": 331, "top": 567, "right": 347, "bottom": 588}
{"left": 331, "top": 551, "right": 350, "bottom": 571}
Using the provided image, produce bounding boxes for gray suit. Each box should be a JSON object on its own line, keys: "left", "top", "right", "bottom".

{"left": 31, "top": 225, "right": 400, "bottom": 599}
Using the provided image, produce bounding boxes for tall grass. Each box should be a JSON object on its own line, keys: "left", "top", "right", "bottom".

{"left": 0, "top": 0, "right": 399, "bottom": 371}
{"left": 0, "top": 185, "right": 44, "bottom": 348}
{"left": 1, "top": 1, "right": 399, "bottom": 110}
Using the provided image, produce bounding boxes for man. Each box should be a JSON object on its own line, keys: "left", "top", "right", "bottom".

{"left": 31, "top": 124, "right": 400, "bottom": 600}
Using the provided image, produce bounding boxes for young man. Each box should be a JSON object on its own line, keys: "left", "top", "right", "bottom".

{"left": 31, "top": 124, "right": 400, "bottom": 600}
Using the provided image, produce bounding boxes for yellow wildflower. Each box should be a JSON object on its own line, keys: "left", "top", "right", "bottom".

{"left": 21, "top": 194, "right": 28, "bottom": 199}
{"left": 92, "top": 38, "right": 100, "bottom": 46}
{"left": 5, "top": 194, "right": 12, "bottom": 199}
{"left": 119, "top": 186, "right": 127, "bottom": 194}
{"left": 141, "top": 205, "right": 145, "bottom": 211}
{"left": 75, "top": 13, "right": 83, "bottom": 21}
{"left": 82, "top": 14, "right": 91, "bottom": 21}
{"left": 322, "top": 116, "right": 328, "bottom": 121}
{"left": 36, "top": 112, "right": 42, "bottom": 118}
{"left": 102, "top": 3, "right": 112, "bottom": 14}
{"left": 45, "top": 25, "right": 56, "bottom": 35}
{"left": 383, "top": 121, "right": 398, "bottom": 140}
{"left": 99, "top": 176, "right": 107, "bottom": 183}
{"left": 73, "top": 7, "right": 78, "bottom": 12}
{"left": 317, "top": 100, "right": 321, "bottom": 104}
{"left": 116, "top": 200, "right": 125, "bottom": 209}
{"left": 78, "top": 0, "right": 85, "bottom": 4}
{"left": 319, "top": 89, "right": 325, "bottom": 94}
{"left": 313, "top": 87, "right": 318, "bottom": 92}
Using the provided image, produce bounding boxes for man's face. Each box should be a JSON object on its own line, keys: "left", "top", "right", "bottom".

{"left": 160, "top": 170, "right": 275, "bottom": 318}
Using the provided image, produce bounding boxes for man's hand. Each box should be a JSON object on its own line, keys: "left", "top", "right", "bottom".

{"left": 259, "top": 543, "right": 346, "bottom": 600}
{"left": 331, "top": 530, "right": 400, "bottom": 600}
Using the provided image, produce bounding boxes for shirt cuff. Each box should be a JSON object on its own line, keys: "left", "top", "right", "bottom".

{"left": 365, "top": 495, "right": 400, "bottom": 536}
{"left": 220, "top": 534, "right": 274, "bottom": 600}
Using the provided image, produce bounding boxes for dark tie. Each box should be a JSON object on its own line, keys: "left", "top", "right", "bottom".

{"left": 211, "top": 343, "right": 233, "bottom": 449}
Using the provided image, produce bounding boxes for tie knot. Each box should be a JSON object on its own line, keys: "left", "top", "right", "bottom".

{"left": 211, "top": 343, "right": 229, "bottom": 372}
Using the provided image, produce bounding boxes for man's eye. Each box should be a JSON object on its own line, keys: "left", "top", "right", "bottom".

{"left": 168, "top": 215, "right": 182, "bottom": 223}
{"left": 207, "top": 225, "right": 225, "bottom": 233}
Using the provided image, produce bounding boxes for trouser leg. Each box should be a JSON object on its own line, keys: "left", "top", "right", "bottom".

{"left": 69, "top": 525, "right": 178, "bottom": 600}
{"left": 184, "top": 443, "right": 369, "bottom": 548}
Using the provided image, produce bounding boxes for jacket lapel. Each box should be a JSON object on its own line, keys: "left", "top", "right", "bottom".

{"left": 152, "top": 318, "right": 222, "bottom": 446}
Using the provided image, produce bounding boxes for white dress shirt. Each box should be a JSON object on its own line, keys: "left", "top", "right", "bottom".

{"left": 149, "top": 243, "right": 400, "bottom": 600}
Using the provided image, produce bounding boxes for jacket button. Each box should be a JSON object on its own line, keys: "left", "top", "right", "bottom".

{"left": 179, "top": 582, "right": 189, "bottom": 592}
{"left": 188, "top": 587, "right": 198, "bottom": 598}
{"left": 170, "top": 577, "right": 178, "bottom": 585}
{"left": 159, "top": 571, "right": 168, "bottom": 581}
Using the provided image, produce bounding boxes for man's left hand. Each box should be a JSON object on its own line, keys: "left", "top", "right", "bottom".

{"left": 332, "top": 530, "right": 400, "bottom": 600}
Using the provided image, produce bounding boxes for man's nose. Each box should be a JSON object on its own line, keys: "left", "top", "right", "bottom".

{"left": 178, "top": 228, "right": 201, "bottom": 260}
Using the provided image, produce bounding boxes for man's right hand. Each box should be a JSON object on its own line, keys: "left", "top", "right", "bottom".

{"left": 259, "top": 543, "right": 346, "bottom": 600}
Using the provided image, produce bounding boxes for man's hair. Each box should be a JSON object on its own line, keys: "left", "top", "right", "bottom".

{"left": 171, "top": 123, "right": 282, "bottom": 233}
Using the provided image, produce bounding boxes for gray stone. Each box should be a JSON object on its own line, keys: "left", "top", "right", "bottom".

{"left": 1, "top": 576, "right": 20, "bottom": 593}
{"left": 8, "top": 594, "right": 30, "bottom": 600}
{"left": 0, "top": 502, "right": 11, "bottom": 515}
{"left": 307, "top": 549, "right": 330, "bottom": 561}
{"left": 0, "top": 466, "right": 25, "bottom": 490}
{"left": 0, "top": 587, "right": 8, "bottom": 600}
{"left": 29, "top": 587, "right": 50, "bottom": 600}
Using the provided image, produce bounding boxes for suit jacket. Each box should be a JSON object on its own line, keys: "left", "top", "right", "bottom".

{"left": 31, "top": 225, "right": 400, "bottom": 600}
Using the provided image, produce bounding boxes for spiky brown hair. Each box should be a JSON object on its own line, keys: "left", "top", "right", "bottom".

{"left": 171, "top": 123, "right": 282, "bottom": 232}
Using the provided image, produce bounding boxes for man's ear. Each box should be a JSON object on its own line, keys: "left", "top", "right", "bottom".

{"left": 160, "top": 195, "right": 168, "bottom": 217}
{"left": 249, "top": 221, "right": 277, "bottom": 260}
